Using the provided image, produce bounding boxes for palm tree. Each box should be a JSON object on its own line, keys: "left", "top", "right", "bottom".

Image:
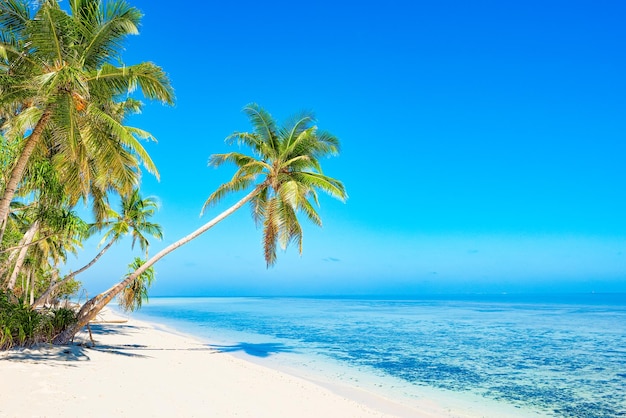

{"left": 118, "top": 257, "right": 154, "bottom": 312}
{"left": 33, "top": 188, "right": 162, "bottom": 307}
{"left": 54, "top": 104, "right": 347, "bottom": 343}
{"left": 0, "top": 0, "right": 174, "bottom": 243}
{"left": 97, "top": 189, "right": 162, "bottom": 258}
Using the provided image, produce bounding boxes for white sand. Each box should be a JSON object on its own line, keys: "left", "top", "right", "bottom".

{"left": 0, "top": 310, "right": 458, "bottom": 418}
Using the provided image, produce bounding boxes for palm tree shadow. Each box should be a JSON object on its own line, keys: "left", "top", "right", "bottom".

{"left": 207, "top": 342, "right": 293, "bottom": 358}
{"left": 70, "top": 323, "right": 150, "bottom": 358}
{"left": 86, "top": 323, "right": 140, "bottom": 336}
{"left": 1, "top": 344, "right": 91, "bottom": 365}
{"left": 87, "top": 344, "right": 150, "bottom": 358}
{"left": 1, "top": 323, "right": 150, "bottom": 363}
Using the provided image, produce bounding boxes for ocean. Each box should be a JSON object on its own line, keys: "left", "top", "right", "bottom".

{"left": 130, "top": 294, "right": 626, "bottom": 417}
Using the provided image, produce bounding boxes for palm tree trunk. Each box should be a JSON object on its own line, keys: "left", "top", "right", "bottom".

{"left": 0, "top": 109, "right": 53, "bottom": 245}
{"left": 29, "top": 270, "right": 35, "bottom": 306}
{"left": 6, "top": 221, "right": 39, "bottom": 290}
{"left": 32, "top": 238, "right": 116, "bottom": 308}
{"left": 22, "top": 273, "right": 28, "bottom": 303}
{"left": 23, "top": 269, "right": 34, "bottom": 306}
{"left": 54, "top": 186, "right": 262, "bottom": 344}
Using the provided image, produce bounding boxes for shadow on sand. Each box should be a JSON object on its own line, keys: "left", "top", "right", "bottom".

{"left": 0, "top": 344, "right": 91, "bottom": 365}
{"left": 1, "top": 322, "right": 292, "bottom": 363}
{"left": 0, "top": 322, "right": 213, "bottom": 363}
{"left": 207, "top": 342, "right": 294, "bottom": 358}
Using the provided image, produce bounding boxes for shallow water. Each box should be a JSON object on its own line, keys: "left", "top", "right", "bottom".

{"left": 131, "top": 294, "right": 626, "bottom": 417}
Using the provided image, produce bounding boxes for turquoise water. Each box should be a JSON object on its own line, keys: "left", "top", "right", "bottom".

{"left": 131, "top": 294, "right": 626, "bottom": 417}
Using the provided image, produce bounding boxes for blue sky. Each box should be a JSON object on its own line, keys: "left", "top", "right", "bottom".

{"left": 69, "top": 0, "right": 626, "bottom": 296}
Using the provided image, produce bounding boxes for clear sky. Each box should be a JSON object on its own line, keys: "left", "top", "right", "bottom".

{"left": 69, "top": 0, "right": 626, "bottom": 297}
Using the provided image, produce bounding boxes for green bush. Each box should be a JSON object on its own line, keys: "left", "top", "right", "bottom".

{"left": 50, "top": 307, "right": 77, "bottom": 334}
{"left": 0, "top": 291, "right": 78, "bottom": 349}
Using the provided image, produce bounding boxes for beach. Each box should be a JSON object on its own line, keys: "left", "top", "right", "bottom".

{"left": 0, "top": 309, "right": 452, "bottom": 418}
{"left": 2, "top": 296, "right": 621, "bottom": 418}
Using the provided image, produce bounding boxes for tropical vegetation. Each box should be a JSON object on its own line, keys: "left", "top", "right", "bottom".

{"left": 0, "top": 0, "right": 172, "bottom": 345}
{"left": 1, "top": 0, "right": 346, "bottom": 348}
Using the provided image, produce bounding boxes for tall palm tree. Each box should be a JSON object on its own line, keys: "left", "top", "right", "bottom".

{"left": 0, "top": 0, "right": 174, "bottom": 242}
{"left": 33, "top": 188, "right": 162, "bottom": 307}
{"left": 54, "top": 104, "right": 347, "bottom": 343}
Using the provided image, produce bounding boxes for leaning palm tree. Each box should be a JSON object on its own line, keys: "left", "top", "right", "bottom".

{"left": 0, "top": 0, "right": 174, "bottom": 242}
{"left": 54, "top": 104, "right": 347, "bottom": 343}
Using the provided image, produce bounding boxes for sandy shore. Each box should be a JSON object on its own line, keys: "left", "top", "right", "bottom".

{"left": 0, "top": 309, "right": 457, "bottom": 418}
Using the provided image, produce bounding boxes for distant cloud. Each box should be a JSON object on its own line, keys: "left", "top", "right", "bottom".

{"left": 324, "top": 257, "right": 341, "bottom": 262}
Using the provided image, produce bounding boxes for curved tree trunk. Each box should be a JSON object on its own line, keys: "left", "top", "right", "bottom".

{"left": 53, "top": 186, "right": 262, "bottom": 344}
{"left": 0, "top": 109, "right": 53, "bottom": 246}
{"left": 32, "top": 238, "right": 116, "bottom": 308}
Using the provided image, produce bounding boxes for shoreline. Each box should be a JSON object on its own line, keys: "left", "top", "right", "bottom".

{"left": 0, "top": 308, "right": 452, "bottom": 418}
{"left": 129, "top": 300, "right": 551, "bottom": 418}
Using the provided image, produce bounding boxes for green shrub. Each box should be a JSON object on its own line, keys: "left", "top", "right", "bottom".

{"left": 50, "top": 307, "right": 77, "bottom": 334}
{"left": 0, "top": 292, "right": 38, "bottom": 349}
{"left": 0, "top": 291, "right": 78, "bottom": 349}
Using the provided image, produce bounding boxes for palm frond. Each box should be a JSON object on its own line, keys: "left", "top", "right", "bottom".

{"left": 225, "top": 132, "right": 265, "bottom": 155}
{"left": 4, "top": 105, "right": 43, "bottom": 137}
{"left": 283, "top": 126, "right": 316, "bottom": 158}
{"left": 262, "top": 197, "right": 279, "bottom": 267}
{"left": 31, "top": 1, "right": 72, "bottom": 64}
{"left": 275, "top": 197, "right": 301, "bottom": 252}
{"left": 292, "top": 172, "right": 347, "bottom": 202}
{"left": 249, "top": 187, "right": 267, "bottom": 227}
{"left": 281, "top": 111, "right": 314, "bottom": 151}
{"left": 85, "top": 102, "right": 159, "bottom": 178}
{"left": 0, "top": 0, "right": 31, "bottom": 43}
{"left": 296, "top": 194, "right": 322, "bottom": 227}
{"left": 277, "top": 180, "right": 322, "bottom": 227}
{"left": 88, "top": 63, "right": 174, "bottom": 104}
{"left": 125, "top": 126, "right": 156, "bottom": 142}
{"left": 209, "top": 152, "right": 261, "bottom": 169}
{"left": 201, "top": 174, "right": 256, "bottom": 215}
{"left": 242, "top": 103, "right": 279, "bottom": 153}
{"left": 74, "top": 0, "right": 141, "bottom": 68}
{"left": 309, "top": 129, "right": 341, "bottom": 157}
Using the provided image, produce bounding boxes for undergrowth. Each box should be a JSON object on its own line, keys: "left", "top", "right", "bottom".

{"left": 0, "top": 291, "right": 77, "bottom": 349}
